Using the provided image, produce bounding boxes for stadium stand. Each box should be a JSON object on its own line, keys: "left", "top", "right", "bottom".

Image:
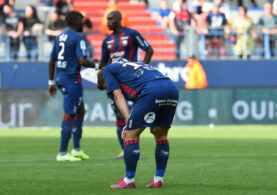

{"left": 73, "top": 0, "right": 176, "bottom": 61}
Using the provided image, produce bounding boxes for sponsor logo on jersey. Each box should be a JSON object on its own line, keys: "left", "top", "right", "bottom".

{"left": 144, "top": 112, "right": 156, "bottom": 123}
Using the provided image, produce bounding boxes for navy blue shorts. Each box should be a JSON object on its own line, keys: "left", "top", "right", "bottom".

{"left": 57, "top": 82, "right": 83, "bottom": 115}
{"left": 125, "top": 79, "right": 179, "bottom": 130}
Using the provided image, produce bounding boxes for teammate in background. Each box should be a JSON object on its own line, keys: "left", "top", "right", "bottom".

{"left": 100, "top": 10, "right": 154, "bottom": 159}
{"left": 48, "top": 11, "right": 99, "bottom": 161}
{"left": 97, "top": 58, "right": 179, "bottom": 189}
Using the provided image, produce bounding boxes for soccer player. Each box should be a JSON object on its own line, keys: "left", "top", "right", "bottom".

{"left": 48, "top": 11, "right": 99, "bottom": 161}
{"left": 100, "top": 10, "right": 154, "bottom": 159}
{"left": 97, "top": 58, "right": 179, "bottom": 189}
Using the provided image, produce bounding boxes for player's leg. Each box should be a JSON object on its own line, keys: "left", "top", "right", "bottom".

{"left": 72, "top": 103, "right": 85, "bottom": 151}
{"left": 146, "top": 126, "right": 169, "bottom": 188}
{"left": 56, "top": 111, "right": 81, "bottom": 161}
{"left": 114, "top": 120, "right": 125, "bottom": 159}
{"left": 71, "top": 103, "right": 90, "bottom": 160}
{"left": 109, "top": 96, "right": 129, "bottom": 159}
{"left": 56, "top": 84, "right": 82, "bottom": 161}
{"left": 110, "top": 127, "right": 145, "bottom": 189}
{"left": 111, "top": 91, "right": 154, "bottom": 189}
{"left": 146, "top": 79, "right": 179, "bottom": 188}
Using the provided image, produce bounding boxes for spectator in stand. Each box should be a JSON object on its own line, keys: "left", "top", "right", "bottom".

{"left": 129, "top": 0, "right": 149, "bottom": 8}
{"left": 232, "top": 6, "right": 255, "bottom": 59}
{"left": 2, "top": 4, "right": 23, "bottom": 60}
{"left": 273, "top": 0, "right": 277, "bottom": 15}
{"left": 258, "top": 2, "right": 277, "bottom": 57}
{"left": 236, "top": 0, "right": 257, "bottom": 7}
{"left": 0, "top": 0, "right": 13, "bottom": 23}
{"left": 35, "top": 0, "right": 55, "bottom": 23}
{"left": 214, "top": 0, "right": 231, "bottom": 23}
{"left": 44, "top": 11, "right": 66, "bottom": 42}
{"left": 206, "top": 3, "right": 229, "bottom": 57}
{"left": 81, "top": 11, "right": 94, "bottom": 59}
{"left": 194, "top": 1, "right": 212, "bottom": 34}
{"left": 169, "top": 0, "right": 193, "bottom": 60}
{"left": 185, "top": 55, "right": 208, "bottom": 89}
{"left": 21, "top": 5, "right": 43, "bottom": 60}
{"left": 191, "top": 0, "right": 207, "bottom": 15}
{"left": 156, "top": 0, "right": 171, "bottom": 30}
{"left": 101, "top": 0, "right": 130, "bottom": 35}
{"left": 55, "top": 0, "right": 73, "bottom": 20}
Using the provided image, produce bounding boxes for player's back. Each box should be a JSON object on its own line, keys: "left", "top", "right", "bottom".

{"left": 104, "top": 59, "right": 168, "bottom": 100}
{"left": 51, "top": 30, "right": 86, "bottom": 84}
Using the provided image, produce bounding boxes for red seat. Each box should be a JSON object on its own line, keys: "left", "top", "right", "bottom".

{"left": 74, "top": 0, "right": 176, "bottom": 61}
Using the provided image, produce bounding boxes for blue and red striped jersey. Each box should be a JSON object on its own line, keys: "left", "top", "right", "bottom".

{"left": 101, "top": 27, "right": 150, "bottom": 64}
{"left": 51, "top": 30, "right": 87, "bottom": 84}
{"left": 103, "top": 59, "right": 168, "bottom": 101}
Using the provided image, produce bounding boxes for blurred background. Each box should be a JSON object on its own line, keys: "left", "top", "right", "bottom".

{"left": 1, "top": 0, "right": 277, "bottom": 127}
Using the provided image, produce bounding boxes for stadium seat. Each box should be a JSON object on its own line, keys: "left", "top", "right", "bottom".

{"left": 73, "top": 0, "right": 176, "bottom": 61}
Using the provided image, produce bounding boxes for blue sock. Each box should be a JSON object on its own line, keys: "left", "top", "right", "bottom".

{"left": 72, "top": 115, "right": 83, "bottom": 150}
{"left": 124, "top": 140, "right": 140, "bottom": 179}
{"left": 59, "top": 117, "right": 73, "bottom": 153}
{"left": 116, "top": 124, "right": 125, "bottom": 150}
{"left": 155, "top": 140, "right": 170, "bottom": 177}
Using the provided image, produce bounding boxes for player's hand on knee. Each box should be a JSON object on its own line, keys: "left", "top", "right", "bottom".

{"left": 48, "top": 85, "right": 57, "bottom": 98}
{"left": 121, "top": 125, "right": 127, "bottom": 140}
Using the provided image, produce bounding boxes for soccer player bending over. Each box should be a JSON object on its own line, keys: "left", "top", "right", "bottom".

{"left": 100, "top": 10, "right": 154, "bottom": 159}
{"left": 48, "top": 11, "right": 100, "bottom": 161}
{"left": 97, "top": 58, "right": 179, "bottom": 188}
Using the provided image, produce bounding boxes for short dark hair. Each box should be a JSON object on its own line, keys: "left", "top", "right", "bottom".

{"left": 240, "top": 6, "right": 247, "bottom": 13}
{"left": 66, "top": 11, "right": 84, "bottom": 27}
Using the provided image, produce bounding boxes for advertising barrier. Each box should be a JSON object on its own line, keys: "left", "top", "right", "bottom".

{"left": 1, "top": 60, "right": 277, "bottom": 89}
{"left": 1, "top": 88, "right": 276, "bottom": 127}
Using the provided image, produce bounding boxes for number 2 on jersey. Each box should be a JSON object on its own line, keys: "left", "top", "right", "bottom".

{"left": 58, "top": 42, "right": 65, "bottom": 60}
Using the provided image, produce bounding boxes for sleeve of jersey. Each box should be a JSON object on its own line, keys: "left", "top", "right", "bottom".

{"left": 133, "top": 30, "right": 150, "bottom": 51}
{"left": 76, "top": 35, "right": 87, "bottom": 58}
{"left": 103, "top": 67, "right": 121, "bottom": 95}
{"left": 101, "top": 39, "right": 109, "bottom": 63}
{"left": 50, "top": 40, "right": 57, "bottom": 59}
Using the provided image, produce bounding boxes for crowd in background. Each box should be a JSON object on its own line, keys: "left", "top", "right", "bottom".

{"left": 158, "top": 0, "right": 277, "bottom": 59}
{"left": 0, "top": 0, "right": 277, "bottom": 60}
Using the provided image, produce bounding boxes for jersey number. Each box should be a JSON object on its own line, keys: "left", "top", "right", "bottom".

{"left": 122, "top": 62, "right": 142, "bottom": 70}
{"left": 58, "top": 42, "right": 65, "bottom": 60}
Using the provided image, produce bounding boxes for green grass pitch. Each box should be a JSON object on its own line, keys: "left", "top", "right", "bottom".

{"left": 0, "top": 125, "right": 277, "bottom": 195}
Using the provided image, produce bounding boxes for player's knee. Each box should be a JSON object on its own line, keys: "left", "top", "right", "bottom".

{"left": 76, "top": 104, "right": 85, "bottom": 116}
{"left": 125, "top": 128, "right": 144, "bottom": 140}
{"left": 153, "top": 127, "right": 169, "bottom": 140}
{"left": 64, "top": 112, "right": 75, "bottom": 120}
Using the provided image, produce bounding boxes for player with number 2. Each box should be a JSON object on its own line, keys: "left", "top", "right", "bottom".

{"left": 48, "top": 11, "right": 99, "bottom": 161}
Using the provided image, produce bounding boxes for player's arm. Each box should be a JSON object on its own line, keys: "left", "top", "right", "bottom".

{"left": 133, "top": 30, "right": 154, "bottom": 64}
{"left": 48, "top": 57, "right": 57, "bottom": 98}
{"left": 76, "top": 36, "right": 100, "bottom": 69}
{"left": 78, "top": 57, "right": 100, "bottom": 69}
{"left": 100, "top": 38, "right": 109, "bottom": 68}
{"left": 100, "top": 61, "right": 108, "bottom": 68}
{"left": 113, "top": 89, "right": 130, "bottom": 122}
{"left": 143, "top": 46, "right": 154, "bottom": 64}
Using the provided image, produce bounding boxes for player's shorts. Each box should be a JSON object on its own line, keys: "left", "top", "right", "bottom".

{"left": 57, "top": 82, "right": 83, "bottom": 115}
{"left": 125, "top": 78, "right": 179, "bottom": 130}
